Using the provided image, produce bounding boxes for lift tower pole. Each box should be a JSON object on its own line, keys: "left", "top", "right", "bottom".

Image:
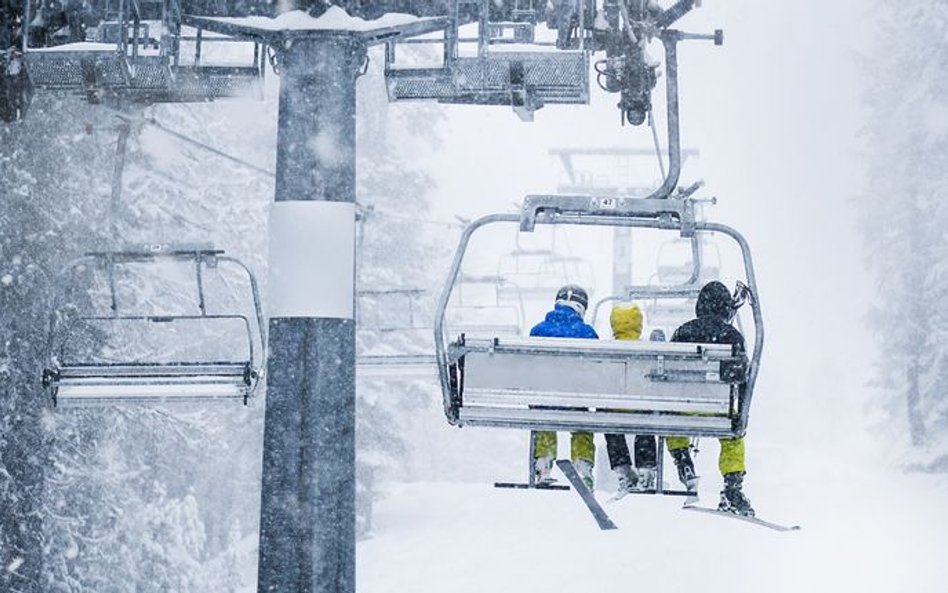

{"left": 262, "top": 35, "right": 362, "bottom": 593}
{"left": 183, "top": 13, "right": 450, "bottom": 593}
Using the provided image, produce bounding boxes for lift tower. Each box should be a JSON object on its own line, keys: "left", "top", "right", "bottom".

{"left": 183, "top": 11, "right": 449, "bottom": 593}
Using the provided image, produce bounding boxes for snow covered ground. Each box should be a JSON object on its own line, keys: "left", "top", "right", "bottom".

{"left": 359, "top": 444, "right": 948, "bottom": 593}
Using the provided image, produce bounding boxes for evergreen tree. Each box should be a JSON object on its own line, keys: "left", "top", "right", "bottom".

{"left": 860, "top": 2, "right": 948, "bottom": 466}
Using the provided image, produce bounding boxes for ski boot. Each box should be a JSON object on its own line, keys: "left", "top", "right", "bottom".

{"left": 718, "top": 472, "right": 755, "bottom": 517}
{"left": 635, "top": 466, "right": 657, "bottom": 491}
{"left": 534, "top": 455, "right": 555, "bottom": 486}
{"left": 613, "top": 463, "right": 639, "bottom": 495}
{"left": 670, "top": 448, "right": 698, "bottom": 492}
{"left": 575, "top": 459, "right": 595, "bottom": 490}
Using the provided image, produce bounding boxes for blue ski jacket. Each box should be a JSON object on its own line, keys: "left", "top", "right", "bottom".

{"left": 529, "top": 304, "right": 599, "bottom": 339}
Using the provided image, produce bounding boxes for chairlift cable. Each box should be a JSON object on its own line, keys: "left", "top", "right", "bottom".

{"left": 143, "top": 117, "right": 277, "bottom": 178}
{"left": 109, "top": 120, "right": 131, "bottom": 243}
{"left": 361, "top": 207, "right": 465, "bottom": 229}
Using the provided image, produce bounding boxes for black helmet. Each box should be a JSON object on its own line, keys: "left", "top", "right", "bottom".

{"left": 555, "top": 284, "right": 589, "bottom": 316}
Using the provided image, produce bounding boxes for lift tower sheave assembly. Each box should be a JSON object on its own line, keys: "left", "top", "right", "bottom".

{"left": 182, "top": 10, "right": 449, "bottom": 593}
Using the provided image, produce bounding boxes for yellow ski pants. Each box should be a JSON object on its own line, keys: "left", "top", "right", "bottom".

{"left": 534, "top": 430, "right": 595, "bottom": 464}
{"left": 666, "top": 436, "right": 746, "bottom": 475}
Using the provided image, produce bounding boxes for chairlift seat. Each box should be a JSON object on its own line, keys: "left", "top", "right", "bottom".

{"left": 45, "top": 361, "right": 255, "bottom": 407}
{"left": 448, "top": 336, "right": 744, "bottom": 438}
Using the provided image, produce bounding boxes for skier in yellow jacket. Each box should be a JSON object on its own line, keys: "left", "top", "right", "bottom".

{"left": 604, "top": 304, "right": 657, "bottom": 494}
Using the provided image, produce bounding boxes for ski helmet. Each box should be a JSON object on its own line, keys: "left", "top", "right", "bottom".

{"left": 555, "top": 284, "right": 589, "bottom": 317}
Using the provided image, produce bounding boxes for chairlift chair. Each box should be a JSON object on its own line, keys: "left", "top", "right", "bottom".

{"left": 434, "top": 194, "right": 763, "bottom": 441}
{"left": 42, "top": 243, "right": 265, "bottom": 407}
{"left": 550, "top": 147, "right": 701, "bottom": 196}
{"left": 654, "top": 235, "right": 721, "bottom": 286}
{"left": 642, "top": 234, "right": 722, "bottom": 334}
{"left": 495, "top": 245, "right": 597, "bottom": 302}
{"left": 448, "top": 273, "right": 526, "bottom": 337}
{"left": 356, "top": 288, "right": 439, "bottom": 380}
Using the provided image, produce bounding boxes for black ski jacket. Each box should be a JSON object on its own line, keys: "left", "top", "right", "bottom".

{"left": 671, "top": 281, "right": 747, "bottom": 381}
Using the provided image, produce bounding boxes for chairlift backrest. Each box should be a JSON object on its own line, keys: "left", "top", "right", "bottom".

{"left": 43, "top": 243, "right": 265, "bottom": 407}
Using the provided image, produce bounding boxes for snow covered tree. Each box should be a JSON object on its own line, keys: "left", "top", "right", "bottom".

{"left": 0, "top": 94, "right": 125, "bottom": 592}
{"left": 859, "top": 2, "right": 948, "bottom": 468}
{"left": 2, "top": 5, "right": 448, "bottom": 585}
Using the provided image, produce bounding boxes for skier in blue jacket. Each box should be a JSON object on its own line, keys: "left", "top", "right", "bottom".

{"left": 529, "top": 284, "right": 599, "bottom": 488}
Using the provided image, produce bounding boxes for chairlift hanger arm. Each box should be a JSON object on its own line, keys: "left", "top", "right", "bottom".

{"left": 654, "top": 0, "right": 699, "bottom": 30}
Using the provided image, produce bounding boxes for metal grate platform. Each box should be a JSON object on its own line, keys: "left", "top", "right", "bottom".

{"left": 387, "top": 52, "right": 588, "bottom": 106}
{"left": 25, "top": 52, "right": 260, "bottom": 101}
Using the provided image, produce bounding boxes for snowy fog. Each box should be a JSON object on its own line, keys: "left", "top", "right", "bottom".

{"left": 1, "top": 1, "right": 946, "bottom": 592}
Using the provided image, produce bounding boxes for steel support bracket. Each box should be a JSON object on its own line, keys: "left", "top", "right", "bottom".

{"left": 519, "top": 194, "right": 697, "bottom": 231}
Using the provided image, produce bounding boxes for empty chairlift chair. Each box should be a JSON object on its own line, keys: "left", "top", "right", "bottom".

{"left": 495, "top": 243, "right": 596, "bottom": 303}
{"left": 591, "top": 234, "right": 721, "bottom": 335}
{"left": 42, "top": 244, "right": 265, "bottom": 406}
{"left": 446, "top": 273, "right": 526, "bottom": 338}
{"left": 356, "top": 288, "right": 439, "bottom": 379}
{"left": 434, "top": 194, "right": 764, "bottom": 441}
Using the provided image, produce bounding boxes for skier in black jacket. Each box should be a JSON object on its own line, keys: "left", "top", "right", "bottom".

{"left": 668, "top": 280, "right": 754, "bottom": 516}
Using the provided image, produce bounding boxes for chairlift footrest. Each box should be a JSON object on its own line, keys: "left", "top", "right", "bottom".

{"left": 619, "top": 488, "right": 696, "bottom": 497}
{"left": 493, "top": 481, "right": 570, "bottom": 491}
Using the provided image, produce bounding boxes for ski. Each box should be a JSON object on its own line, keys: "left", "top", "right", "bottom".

{"left": 555, "top": 460, "right": 618, "bottom": 531}
{"left": 607, "top": 488, "right": 695, "bottom": 503}
{"left": 494, "top": 481, "right": 570, "bottom": 491}
{"left": 682, "top": 504, "right": 801, "bottom": 532}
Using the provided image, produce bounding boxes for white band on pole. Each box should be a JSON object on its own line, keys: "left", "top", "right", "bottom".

{"left": 269, "top": 201, "right": 355, "bottom": 319}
